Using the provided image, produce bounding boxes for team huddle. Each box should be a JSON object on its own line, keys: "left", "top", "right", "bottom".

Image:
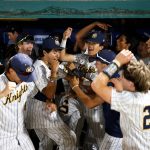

{"left": 0, "top": 22, "right": 150, "bottom": 150}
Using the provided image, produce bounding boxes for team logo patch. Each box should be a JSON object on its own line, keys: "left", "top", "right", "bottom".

{"left": 92, "top": 33, "right": 97, "bottom": 39}
{"left": 26, "top": 66, "right": 33, "bottom": 73}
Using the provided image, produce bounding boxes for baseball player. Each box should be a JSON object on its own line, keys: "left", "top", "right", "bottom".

{"left": 5, "top": 24, "right": 22, "bottom": 61}
{"left": 136, "top": 33, "right": 150, "bottom": 64}
{"left": 68, "top": 49, "right": 123, "bottom": 150}
{"left": 0, "top": 53, "right": 37, "bottom": 150}
{"left": 91, "top": 49, "right": 150, "bottom": 149}
{"left": 13, "top": 33, "right": 40, "bottom": 149}
{"left": 26, "top": 36, "right": 76, "bottom": 150}
{"left": 16, "top": 33, "right": 34, "bottom": 56}
{"left": 57, "top": 69, "right": 85, "bottom": 149}
{"left": 59, "top": 28, "right": 108, "bottom": 149}
{"left": 96, "top": 50, "right": 123, "bottom": 150}
{"left": 74, "top": 21, "right": 111, "bottom": 54}
{"left": 8, "top": 32, "right": 39, "bottom": 63}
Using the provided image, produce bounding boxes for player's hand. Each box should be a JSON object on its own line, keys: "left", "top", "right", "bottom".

{"left": 67, "top": 76, "right": 79, "bottom": 88}
{"left": 1, "top": 82, "right": 16, "bottom": 97}
{"left": 95, "top": 22, "right": 112, "bottom": 30}
{"left": 115, "top": 49, "right": 134, "bottom": 66}
{"left": 63, "top": 27, "right": 73, "bottom": 40}
{"left": 46, "top": 102, "right": 57, "bottom": 112}
{"left": 110, "top": 78, "right": 123, "bottom": 92}
{"left": 50, "top": 59, "right": 60, "bottom": 75}
{"left": 66, "top": 62, "right": 76, "bottom": 70}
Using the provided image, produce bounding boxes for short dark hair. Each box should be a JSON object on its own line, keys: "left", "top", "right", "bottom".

{"left": 117, "top": 32, "right": 139, "bottom": 54}
{"left": 6, "top": 25, "right": 22, "bottom": 34}
{"left": 38, "top": 48, "right": 53, "bottom": 58}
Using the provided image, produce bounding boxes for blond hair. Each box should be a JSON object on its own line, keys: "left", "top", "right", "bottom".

{"left": 123, "top": 60, "right": 150, "bottom": 93}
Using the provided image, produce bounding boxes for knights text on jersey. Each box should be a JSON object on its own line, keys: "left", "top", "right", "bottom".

{"left": 0, "top": 74, "right": 36, "bottom": 138}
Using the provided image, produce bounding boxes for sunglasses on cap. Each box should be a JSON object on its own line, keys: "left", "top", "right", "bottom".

{"left": 17, "top": 35, "right": 34, "bottom": 44}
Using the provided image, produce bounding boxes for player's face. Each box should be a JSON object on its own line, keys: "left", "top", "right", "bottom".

{"left": 137, "top": 40, "right": 150, "bottom": 58}
{"left": 7, "top": 32, "right": 18, "bottom": 42}
{"left": 18, "top": 42, "right": 34, "bottom": 56}
{"left": 46, "top": 49, "right": 60, "bottom": 64}
{"left": 146, "top": 38, "right": 150, "bottom": 53}
{"left": 9, "top": 68, "right": 22, "bottom": 84}
{"left": 116, "top": 35, "right": 130, "bottom": 52}
{"left": 86, "top": 42, "right": 103, "bottom": 56}
{"left": 95, "top": 61, "right": 107, "bottom": 73}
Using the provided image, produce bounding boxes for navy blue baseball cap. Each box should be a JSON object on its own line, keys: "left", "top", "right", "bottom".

{"left": 86, "top": 30, "right": 105, "bottom": 44}
{"left": 94, "top": 49, "right": 116, "bottom": 64}
{"left": 10, "top": 53, "right": 36, "bottom": 82}
{"left": 95, "top": 49, "right": 120, "bottom": 78}
{"left": 42, "top": 36, "right": 62, "bottom": 50}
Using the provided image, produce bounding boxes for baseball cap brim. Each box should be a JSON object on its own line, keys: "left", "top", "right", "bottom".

{"left": 42, "top": 44, "right": 63, "bottom": 51}
{"left": 54, "top": 45, "right": 64, "bottom": 50}
{"left": 96, "top": 57, "right": 110, "bottom": 64}
{"left": 89, "top": 54, "right": 110, "bottom": 64}
{"left": 17, "top": 69, "right": 36, "bottom": 82}
{"left": 16, "top": 35, "right": 34, "bottom": 44}
{"left": 86, "top": 39, "right": 100, "bottom": 44}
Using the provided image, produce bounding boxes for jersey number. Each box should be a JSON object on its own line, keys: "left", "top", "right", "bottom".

{"left": 143, "top": 106, "right": 150, "bottom": 129}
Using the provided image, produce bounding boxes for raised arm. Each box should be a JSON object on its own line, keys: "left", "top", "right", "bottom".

{"left": 91, "top": 50, "right": 134, "bottom": 104}
{"left": 59, "top": 27, "right": 76, "bottom": 62}
{"left": 42, "top": 59, "right": 59, "bottom": 100}
{"left": 74, "top": 21, "right": 111, "bottom": 52}
{"left": 76, "top": 21, "right": 111, "bottom": 40}
{"left": 68, "top": 75, "right": 104, "bottom": 108}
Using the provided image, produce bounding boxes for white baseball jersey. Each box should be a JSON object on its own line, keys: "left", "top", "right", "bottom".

{"left": 59, "top": 94, "right": 83, "bottom": 131}
{"left": 0, "top": 73, "right": 36, "bottom": 150}
{"left": 82, "top": 60, "right": 105, "bottom": 149}
{"left": 59, "top": 94, "right": 85, "bottom": 149}
{"left": 111, "top": 88, "right": 150, "bottom": 150}
{"left": 26, "top": 59, "right": 67, "bottom": 128}
{"left": 26, "top": 59, "right": 53, "bottom": 129}
{"left": 100, "top": 133, "right": 122, "bottom": 150}
{"left": 26, "top": 59, "right": 76, "bottom": 150}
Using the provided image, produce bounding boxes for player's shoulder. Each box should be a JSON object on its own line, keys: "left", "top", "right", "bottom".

{"left": 0, "top": 73, "right": 7, "bottom": 83}
{"left": 0, "top": 74, "right": 8, "bottom": 90}
{"left": 136, "top": 90, "right": 150, "bottom": 103}
{"left": 34, "top": 59, "right": 43, "bottom": 66}
{"left": 34, "top": 59, "right": 49, "bottom": 70}
{"left": 0, "top": 73, "right": 4, "bottom": 79}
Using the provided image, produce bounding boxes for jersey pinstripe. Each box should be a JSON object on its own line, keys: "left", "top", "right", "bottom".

{"left": 34, "top": 129, "right": 55, "bottom": 150}
{"left": 26, "top": 59, "right": 76, "bottom": 150}
{"left": 26, "top": 60, "right": 52, "bottom": 128}
{"left": 26, "top": 60, "right": 69, "bottom": 128}
{"left": 81, "top": 60, "right": 105, "bottom": 149}
{"left": 0, "top": 73, "right": 36, "bottom": 150}
{"left": 61, "top": 59, "right": 105, "bottom": 149}
{"left": 59, "top": 95, "right": 84, "bottom": 131}
{"left": 100, "top": 133, "right": 122, "bottom": 150}
{"left": 58, "top": 94, "right": 85, "bottom": 148}
{"left": 111, "top": 88, "right": 150, "bottom": 150}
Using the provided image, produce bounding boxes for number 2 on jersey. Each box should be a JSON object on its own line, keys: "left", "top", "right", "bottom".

{"left": 143, "top": 106, "right": 150, "bottom": 130}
